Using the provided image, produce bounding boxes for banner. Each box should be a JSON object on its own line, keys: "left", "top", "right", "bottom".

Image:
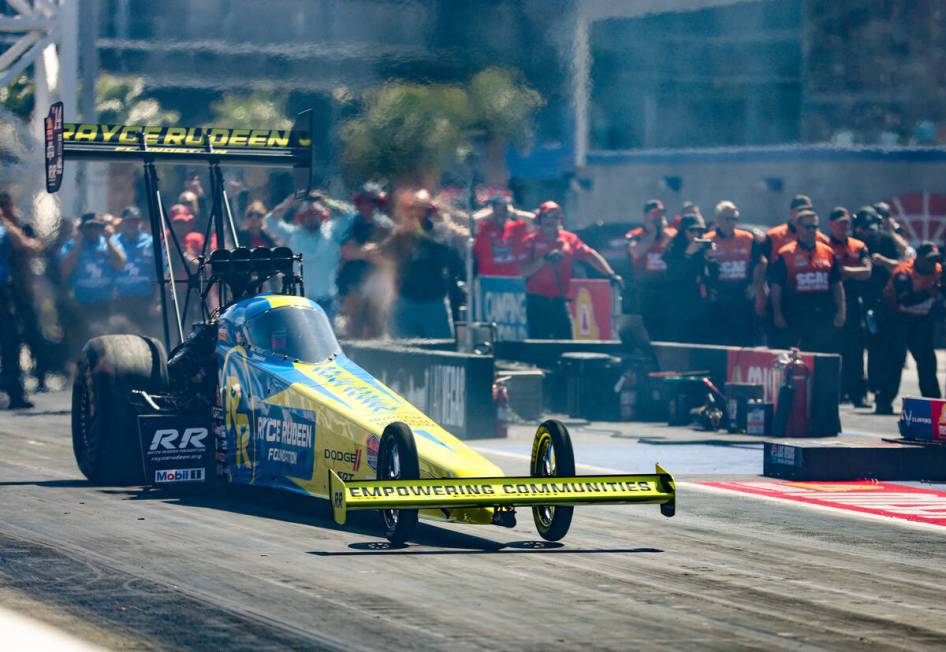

{"left": 568, "top": 279, "right": 612, "bottom": 340}
{"left": 475, "top": 276, "right": 528, "bottom": 341}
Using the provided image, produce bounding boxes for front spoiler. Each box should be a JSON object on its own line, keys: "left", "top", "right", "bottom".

{"left": 329, "top": 465, "right": 675, "bottom": 525}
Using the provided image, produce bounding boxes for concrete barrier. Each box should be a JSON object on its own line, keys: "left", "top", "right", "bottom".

{"left": 344, "top": 341, "right": 497, "bottom": 440}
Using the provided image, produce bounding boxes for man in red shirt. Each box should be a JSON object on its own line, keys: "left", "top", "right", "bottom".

{"left": 519, "top": 201, "right": 621, "bottom": 339}
{"left": 705, "top": 201, "right": 766, "bottom": 346}
{"left": 826, "top": 206, "right": 872, "bottom": 406}
{"left": 473, "top": 196, "right": 530, "bottom": 276}
{"left": 627, "top": 199, "right": 675, "bottom": 336}
{"left": 770, "top": 209, "right": 845, "bottom": 352}
{"left": 875, "top": 242, "right": 942, "bottom": 414}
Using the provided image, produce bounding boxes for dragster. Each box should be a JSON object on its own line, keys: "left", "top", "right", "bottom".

{"left": 46, "top": 103, "right": 676, "bottom": 543}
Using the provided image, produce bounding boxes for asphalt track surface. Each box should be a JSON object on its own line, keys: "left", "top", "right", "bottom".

{"left": 2, "top": 387, "right": 946, "bottom": 650}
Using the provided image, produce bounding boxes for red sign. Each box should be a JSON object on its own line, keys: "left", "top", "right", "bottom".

{"left": 568, "top": 279, "right": 612, "bottom": 340}
{"left": 726, "top": 349, "right": 814, "bottom": 407}
{"left": 699, "top": 481, "right": 946, "bottom": 528}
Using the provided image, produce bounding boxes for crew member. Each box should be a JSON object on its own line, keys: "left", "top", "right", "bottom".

{"left": 520, "top": 201, "right": 622, "bottom": 339}
{"left": 472, "top": 195, "right": 530, "bottom": 277}
{"left": 0, "top": 206, "right": 41, "bottom": 408}
{"left": 705, "top": 201, "right": 765, "bottom": 346}
{"left": 627, "top": 199, "right": 675, "bottom": 336}
{"left": 111, "top": 206, "right": 158, "bottom": 335}
{"left": 763, "top": 195, "right": 831, "bottom": 347}
{"left": 770, "top": 209, "right": 845, "bottom": 352}
{"left": 874, "top": 242, "right": 942, "bottom": 414}
{"left": 60, "top": 213, "right": 125, "bottom": 347}
{"left": 826, "top": 207, "right": 871, "bottom": 407}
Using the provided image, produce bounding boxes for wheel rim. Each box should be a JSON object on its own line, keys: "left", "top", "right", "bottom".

{"left": 382, "top": 442, "right": 400, "bottom": 530}
{"left": 534, "top": 432, "right": 556, "bottom": 528}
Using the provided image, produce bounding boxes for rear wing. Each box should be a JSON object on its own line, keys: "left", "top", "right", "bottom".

{"left": 329, "top": 465, "right": 676, "bottom": 525}
{"left": 44, "top": 101, "right": 315, "bottom": 193}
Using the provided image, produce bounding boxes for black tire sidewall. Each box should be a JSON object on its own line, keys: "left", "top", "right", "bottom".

{"left": 377, "top": 422, "right": 420, "bottom": 543}
{"left": 531, "top": 419, "right": 575, "bottom": 541}
{"left": 72, "top": 335, "right": 168, "bottom": 485}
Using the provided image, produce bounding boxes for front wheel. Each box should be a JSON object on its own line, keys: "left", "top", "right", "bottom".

{"left": 377, "top": 422, "right": 420, "bottom": 544}
{"left": 531, "top": 419, "right": 575, "bottom": 541}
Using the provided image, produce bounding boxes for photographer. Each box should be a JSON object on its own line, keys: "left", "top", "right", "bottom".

{"left": 519, "top": 201, "right": 622, "bottom": 340}
{"left": 664, "top": 214, "right": 718, "bottom": 343}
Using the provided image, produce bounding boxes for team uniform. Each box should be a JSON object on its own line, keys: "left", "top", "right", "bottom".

{"left": 626, "top": 226, "right": 676, "bottom": 337}
{"left": 473, "top": 218, "right": 528, "bottom": 276}
{"left": 829, "top": 235, "right": 870, "bottom": 403}
{"left": 112, "top": 231, "right": 157, "bottom": 332}
{"left": 519, "top": 228, "right": 594, "bottom": 339}
{"left": 875, "top": 259, "right": 943, "bottom": 409}
{"left": 769, "top": 240, "right": 841, "bottom": 352}
{"left": 706, "top": 227, "right": 762, "bottom": 346}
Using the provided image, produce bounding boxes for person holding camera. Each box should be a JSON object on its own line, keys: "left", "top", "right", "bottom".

{"left": 769, "top": 209, "right": 845, "bottom": 353}
{"left": 664, "top": 213, "right": 719, "bottom": 343}
{"left": 519, "top": 201, "right": 622, "bottom": 340}
{"left": 59, "top": 212, "right": 126, "bottom": 348}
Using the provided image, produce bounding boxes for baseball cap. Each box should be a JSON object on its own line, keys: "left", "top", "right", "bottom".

{"left": 79, "top": 212, "right": 104, "bottom": 227}
{"left": 489, "top": 194, "right": 512, "bottom": 206}
{"left": 169, "top": 204, "right": 194, "bottom": 223}
{"left": 828, "top": 206, "right": 850, "bottom": 221}
{"left": 853, "top": 206, "right": 880, "bottom": 228}
{"left": 795, "top": 209, "right": 817, "bottom": 221}
{"left": 917, "top": 241, "right": 939, "bottom": 260}
{"left": 873, "top": 201, "right": 892, "bottom": 219}
{"left": 790, "top": 194, "right": 813, "bottom": 210}
{"left": 121, "top": 206, "right": 142, "bottom": 221}
{"left": 537, "top": 200, "right": 562, "bottom": 218}
{"left": 643, "top": 199, "right": 665, "bottom": 214}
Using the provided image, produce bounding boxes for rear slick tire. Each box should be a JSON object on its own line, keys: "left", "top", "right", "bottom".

{"left": 377, "top": 422, "right": 420, "bottom": 544}
{"left": 72, "top": 335, "right": 168, "bottom": 484}
{"left": 531, "top": 419, "right": 575, "bottom": 541}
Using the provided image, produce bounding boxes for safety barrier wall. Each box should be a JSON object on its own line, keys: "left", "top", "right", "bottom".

{"left": 344, "top": 341, "right": 497, "bottom": 440}
{"left": 493, "top": 340, "right": 842, "bottom": 437}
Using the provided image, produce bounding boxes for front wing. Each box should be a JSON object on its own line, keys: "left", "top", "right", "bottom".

{"left": 329, "top": 465, "right": 675, "bottom": 525}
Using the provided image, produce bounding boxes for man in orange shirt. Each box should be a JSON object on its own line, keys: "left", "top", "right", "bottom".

{"left": 874, "top": 242, "right": 942, "bottom": 414}
{"left": 763, "top": 194, "right": 831, "bottom": 260}
{"left": 519, "top": 201, "right": 621, "bottom": 339}
{"left": 627, "top": 199, "right": 675, "bottom": 336}
{"left": 770, "top": 210, "right": 845, "bottom": 352}
{"left": 706, "top": 201, "right": 765, "bottom": 346}
{"left": 826, "top": 207, "right": 872, "bottom": 406}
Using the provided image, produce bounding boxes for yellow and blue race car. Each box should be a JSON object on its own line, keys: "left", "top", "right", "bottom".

{"left": 50, "top": 104, "right": 675, "bottom": 543}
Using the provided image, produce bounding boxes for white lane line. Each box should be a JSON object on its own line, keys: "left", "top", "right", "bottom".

{"left": 472, "top": 446, "right": 946, "bottom": 534}
{"left": 0, "top": 606, "right": 103, "bottom": 651}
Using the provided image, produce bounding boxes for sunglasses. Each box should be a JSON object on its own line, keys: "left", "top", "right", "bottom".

{"left": 800, "top": 224, "right": 818, "bottom": 231}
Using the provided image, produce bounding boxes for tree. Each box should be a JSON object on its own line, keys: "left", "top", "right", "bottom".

{"left": 467, "top": 67, "right": 545, "bottom": 184}
{"left": 96, "top": 74, "right": 179, "bottom": 125}
{"left": 341, "top": 82, "right": 473, "bottom": 188}
{"left": 209, "top": 91, "right": 292, "bottom": 129}
{"left": 340, "top": 68, "right": 543, "bottom": 189}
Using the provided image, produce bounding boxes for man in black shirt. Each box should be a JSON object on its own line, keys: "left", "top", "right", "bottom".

{"left": 383, "top": 190, "right": 463, "bottom": 339}
{"left": 854, "top": 206, "right": 903, "bottom": 397}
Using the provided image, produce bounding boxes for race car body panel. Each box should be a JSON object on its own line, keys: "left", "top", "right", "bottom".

{"left": 217, "top": 293, "right": 502, "bottom": 525}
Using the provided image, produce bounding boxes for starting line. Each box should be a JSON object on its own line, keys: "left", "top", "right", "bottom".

{"left": 698, "top": 480, "right": 946, "bottom": 530}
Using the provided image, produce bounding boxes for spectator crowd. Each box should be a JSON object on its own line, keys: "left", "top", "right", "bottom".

{"left": 0, "top": 174, "right": 940, "bottom": 416}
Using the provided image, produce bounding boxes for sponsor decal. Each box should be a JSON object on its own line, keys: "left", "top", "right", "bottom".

{"left": 699, "top": 481, "right": 946, "bottom": 528}
{"left": 149, "top": 427, "right": 208, "bottom": 451}
{"left": 255, "top": 403, "right": 316, "bottom": 477}
{"left": 347, "top": 478, "right": 654, "bottom": 499}
{"left": 324, "top": 448, "right": 361, "bottom": 471}
{"left": 900, "top": 397, "right": 936, "bottom": 441}
{"left": 366, "top": 434, "right": 380, "bottom": 472}
{"left": 155, "top": 468, "right": 206, "bottom": 483}
{"left": 795, "top": 271, "right": 829, "bottom": 292}
{"left": 62, "top": 123, "right": 309, "bottom": 149}
{"left": 719, "top": 259, "right": 747, "bottom": 281}
{"left": 727, "top": 349, "right": 814, "bottom": 407}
